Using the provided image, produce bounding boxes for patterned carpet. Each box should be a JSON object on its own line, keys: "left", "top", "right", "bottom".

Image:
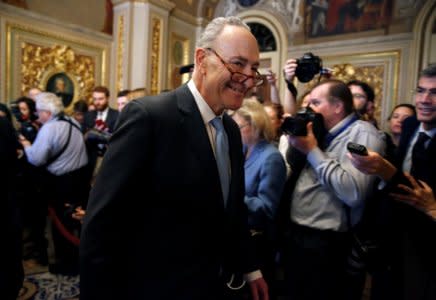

{"left": 17, "top": 260, "right": 79, "bottom": 300}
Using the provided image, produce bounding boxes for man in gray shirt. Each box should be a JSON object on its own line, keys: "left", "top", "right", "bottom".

{"left": 283, "top": 79, "right": 385, "bottom": 300}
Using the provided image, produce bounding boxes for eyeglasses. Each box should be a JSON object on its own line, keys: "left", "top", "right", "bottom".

{"left": 206, "top": 48, "right": 264, "bottom": 87}
{"left": 413, "top": 87, "right": 436, "bottom": 100}
{"left": 352, "top": 93, "right": 367, "bottom": 100}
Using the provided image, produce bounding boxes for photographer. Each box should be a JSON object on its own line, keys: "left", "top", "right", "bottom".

{"left": 12, "top": 96, "right": 40, "bottom": 143}
{"left": 20, "top": 92, "right": 88, "bottom": 275}
{"left": 281, "top": 79, "right": 385, "bottom": 300}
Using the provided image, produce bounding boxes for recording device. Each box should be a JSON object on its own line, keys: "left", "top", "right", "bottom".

{"left": 10, "top": 103, "right": 39, "bottom": 142}
{"left": 295, "top": 52, "right": 323, "bottom": 83}
{"left": 281, "top": 106, "right": 324, "bottom": 136}
{"left": 347, "top": 142, "right": 368, "bottom": 156}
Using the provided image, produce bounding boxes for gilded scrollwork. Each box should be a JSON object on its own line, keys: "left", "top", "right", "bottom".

{"left": 21, "top": 43, "right": 95, "bottom": 113}
{"left": 331, "top": 63, "right": 384, "bottom": 122}
{"left": 150, "top": 17, "right": 161, "bottom": 95}
{"left": 116, "top": 15, "right": 125, "bottom": 93}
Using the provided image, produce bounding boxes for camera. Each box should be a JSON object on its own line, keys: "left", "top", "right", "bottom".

{"left": 281, "top": 106, "right": 324, "bottom": 136}
{"left": 10, "top": 103, "right": 39, "bottom": 142}
{"left": 295, "top": 52, "right": 322, "bottom": 83}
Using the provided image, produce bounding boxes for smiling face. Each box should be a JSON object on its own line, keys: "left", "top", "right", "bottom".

{"left": 415, "top": 76, "right": 436, "bottom": 130}
{"left": 194, "top": 25, "right": 260, "bottom": 115}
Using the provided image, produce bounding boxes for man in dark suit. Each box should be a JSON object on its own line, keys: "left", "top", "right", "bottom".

{"left": 0, "top": 114, "right": 24, "bottom": 299}
{"left": 349, "top": 63, "right": 436, "bottom": 299}
{"left": 80, "top": 16, "right": 269, "bottom": 300}
{"left": 83, "top": 86, "right": 119, "bottom": 181}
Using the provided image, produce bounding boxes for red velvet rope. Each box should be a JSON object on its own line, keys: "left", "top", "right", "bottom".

{"left": 48, "top": 206, "right": 80, "bottom": 246}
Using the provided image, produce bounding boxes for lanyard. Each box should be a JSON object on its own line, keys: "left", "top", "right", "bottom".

{"left": 324, "top": 114, "right": 359, "bottom": 148}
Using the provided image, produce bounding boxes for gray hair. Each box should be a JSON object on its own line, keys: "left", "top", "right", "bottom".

{"left": 196, "top": 16, "right": 250, "bottom": 49}
{"left": 35, "top": 92, "right": 64, "bottom": 116}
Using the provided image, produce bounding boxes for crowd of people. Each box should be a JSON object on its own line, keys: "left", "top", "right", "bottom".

{"left": 1, "top": 15, "right": 435, "bottom": 300}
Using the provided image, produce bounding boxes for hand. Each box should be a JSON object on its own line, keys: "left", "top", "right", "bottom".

{"left": 18, "top": 134, "right": 31, "bottom": 148}
{"left": 390, "top": 173, "right": 436, "bottom": 220}
{"left": 248, "top": 277, "right": 269, "bottom": 300}
{"left": 266, "top": 70, "right": 277, "bottom": 86}
{"left": 287, "top": 122, "right": 317, "bottom": 155}
{"left": 283, "top": 58, "right": 297, "bottom": 82}
{"left": 72, "top": 206, "right": 86, "bottom": 223}
{"left": 347, "top": 150, "right": 396, "bottom": 181}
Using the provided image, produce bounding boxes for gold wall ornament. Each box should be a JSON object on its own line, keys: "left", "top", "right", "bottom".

{"left": 116, "top": 15, "right": 125, "bottom": 93}
{"left": 331, "top": 63, "right": 384, "bottom": 124}
{"left": 21, "top": 42, "right": 96, "bottom": 113}
{"left": 150, "top": 16, "right": 162, "bottom": 95}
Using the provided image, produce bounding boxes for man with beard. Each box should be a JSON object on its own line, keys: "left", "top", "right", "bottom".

{"left": 83, "top": 86, "right": 119, "bottom": 181}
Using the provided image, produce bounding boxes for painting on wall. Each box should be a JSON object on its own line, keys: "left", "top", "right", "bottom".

{"left": 306, "top": 0, "right": 393, "bottom": 38}
{"left": 46, "top": 72, "right": 75, "bottom": 107}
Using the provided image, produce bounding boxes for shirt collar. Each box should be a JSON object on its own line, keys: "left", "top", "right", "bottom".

{"left": 328, "top": 113, "right": 356, "bottom": 135}
{"left": 418, "top": 123, "right": 436, "bottom": 139}
{"left": 187, "top": 80, "right": 222, "bottom": 124}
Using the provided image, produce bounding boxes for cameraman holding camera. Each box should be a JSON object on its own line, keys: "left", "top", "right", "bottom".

{"left": 281, "top": 79, "right": 385, "bottom": 300}
{"left": 19, "top": 92, "right": 88, "bottom": 275}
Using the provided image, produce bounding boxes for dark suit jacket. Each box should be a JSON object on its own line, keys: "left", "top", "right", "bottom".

{"left": 0, "top": 117, "right": 24, "bottom": 299}
{"left": 80, "top": 85, "right": 255, "bottom": 300}
{"left": 84, "top": 107, "right": 119, "bottom": 133}
{"left": 384, "top": 116, "right": 436, "bottom": 300}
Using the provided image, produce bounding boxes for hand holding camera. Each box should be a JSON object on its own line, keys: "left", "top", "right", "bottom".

{"left": 286, "top": 121, "right": 318, "bottom": 155}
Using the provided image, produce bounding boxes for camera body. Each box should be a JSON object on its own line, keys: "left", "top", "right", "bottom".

{"left": 281, "top": 106, "right": 324, "bottom": 136}
{"left": 10, "top": 103, "right": 39, "bottom": 142}
{"left": 295, "top": 52, "right": 322, "bottom": 83}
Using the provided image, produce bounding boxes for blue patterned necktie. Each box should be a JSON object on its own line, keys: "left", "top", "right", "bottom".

{"left": 210, "top": 117, "right": 230, "bottom": 205}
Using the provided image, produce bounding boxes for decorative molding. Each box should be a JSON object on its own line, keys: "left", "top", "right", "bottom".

{"left": 22, "top": 43, "right": 96, "bottom": 113}
{"left": 5, "top": 21, "right": 108, "bottom": 111}
{"left": 150, "top": 16, "right": 162, "bottom": 95}
{"left": 113, "top": 0, "right": 175, "bottom": 10}
{"left": 168, "top": 33, "right": 190, "bottom": 89}
{"left": 171, "top": 7, "right": 199, "bottom": 25}
{"left": 116, "top": 15, "right": 125, "bottom": 92}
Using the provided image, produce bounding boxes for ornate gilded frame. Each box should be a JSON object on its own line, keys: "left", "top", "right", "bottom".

{"left": 5, "top": 22, "right": 108, "bottom": 114}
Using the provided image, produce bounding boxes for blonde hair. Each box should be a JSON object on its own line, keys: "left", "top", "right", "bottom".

{"left": 235, "top": 97, "right": 274, "bottom": 142}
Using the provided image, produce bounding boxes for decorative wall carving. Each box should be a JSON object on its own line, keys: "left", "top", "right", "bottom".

{"left": 150, "top": 16, "right": 162, "bottom": 95}
{"left": 116, "top": 15, "right": 125, "bottom": 93}
{"left": 21, "top": 43, "right": 95, "bottom": 113}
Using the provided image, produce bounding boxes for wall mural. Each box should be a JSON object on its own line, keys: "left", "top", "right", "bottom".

{"left": 306, "top": 0, "right": 393, "bottom": 38}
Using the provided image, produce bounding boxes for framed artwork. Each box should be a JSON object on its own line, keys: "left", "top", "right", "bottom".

{"left": 46, "top": 72, "right": 74, "bottom": 107}
{"left": 306, "top": 0, "right": 393, "bottom": 38}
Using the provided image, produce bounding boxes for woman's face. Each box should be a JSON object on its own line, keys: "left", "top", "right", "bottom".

{"left": 18, "top": 101, "right": 30, "bottom": 118}
{"left": 389, "top": 106, "right": 415, "bottom": 135}
{"left": 232, "top": 113, "right": 256, "bottom": 146}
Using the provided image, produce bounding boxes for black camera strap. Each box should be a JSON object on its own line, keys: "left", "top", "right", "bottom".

{"left": 41, "top": 116, "right": 81, "bottom": 169}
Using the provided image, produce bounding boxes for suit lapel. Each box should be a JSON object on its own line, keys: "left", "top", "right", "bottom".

{"left": 175, "top": 86, "right": 223, "bottom": 202}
